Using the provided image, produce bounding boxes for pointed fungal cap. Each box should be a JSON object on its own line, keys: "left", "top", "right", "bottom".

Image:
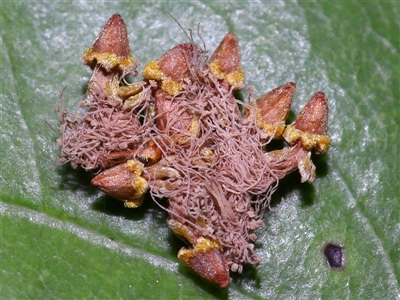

{"left": 294, "top": 92, "right": 329, "bottom": 135}
{"left": 254, "top": 82, "right": 295, "bottom": 139}
{"left": 83, "top": 14, "right": 138, "bottom": 72}
{"left": 178, "top": 237, "right": 229, "bottom": 287}
{"left": 208, "top": 32, "right": 244, "bottom": 89}
{"left": 283, "top": 92, "right": 330, "bottom": 154}
{"left": 93, "top": 14, "right": 130, "bottom": 57}
{"left": 142, "top": 44, "right": 193, "bottom": 95}
{"left": 91, "top": 159, "right": 148, "bottom": 204}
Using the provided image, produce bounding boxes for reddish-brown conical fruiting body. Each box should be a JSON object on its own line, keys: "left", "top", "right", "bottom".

{"left": 209, "top": 32, "right": 241, "bottom": 76}
{"left": 91, "top": 160, "right": 148, "bottom": 207}
{"left": 82, "top": 13, "right": 139, "bottom": 99}
{"left": 142, "top": 43, "right": 193, "bottom": 95}
{"left": 208, "top": 32, "right": 244, "bottom": 88}
{"left": 255, "top": 82, "right": 295, "bottom": 138}
{"left": 256, "top": 82, "right": 295, "bottom": 124}
{"left": 283, "top": 92, "right": 330, "bottom": 154}
{"left": 92, "top": 14, "right": 130, "bottom": 58}
{"left": 158, "top": 43, "right": 192, "bottom": 82}
{"left": 187, "top": 247, "right": 229, "bottom": 288}
{"left": 178, "top": 242, "right": 230, "bottom": 288}
{"left": 293, "top": 92, "right": 328, "bottom": 135}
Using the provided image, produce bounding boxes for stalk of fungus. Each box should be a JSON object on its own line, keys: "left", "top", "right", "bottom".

{"left": 58, "top": 15, "right": 330, "bottom": 288}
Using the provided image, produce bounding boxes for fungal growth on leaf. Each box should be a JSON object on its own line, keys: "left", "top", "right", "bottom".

{"left": 57, "top": 14, "right": 330, "bottom": 287}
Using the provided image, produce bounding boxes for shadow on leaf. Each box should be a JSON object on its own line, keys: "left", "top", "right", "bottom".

{"left": 91, "top": 192, "right": 169, "bottom": 224}
{"left": 56, "top": 163, "right": 98, "bottom": 195}
{"left": 231, "top": 264, "right": 261, "bottom": 289}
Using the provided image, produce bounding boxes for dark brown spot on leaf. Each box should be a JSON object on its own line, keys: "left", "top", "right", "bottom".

{"left": 324, "top": 243, "right": 345, "bottom": 270}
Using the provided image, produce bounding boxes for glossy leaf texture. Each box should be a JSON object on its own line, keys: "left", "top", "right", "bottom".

{"left": 1, "top": 1, "right": 399, "bottom": 299}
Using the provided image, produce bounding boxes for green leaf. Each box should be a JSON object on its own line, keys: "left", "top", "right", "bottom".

{"left": 1, "top": 1, "right": 398, "bottom": 299}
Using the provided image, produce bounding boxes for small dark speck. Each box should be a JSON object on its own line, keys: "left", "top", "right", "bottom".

{"left": 109, "top": 237, "right": 115, "bottom": 241}
{"left": 324, "top": 243, "right": 345, "bottom": 270}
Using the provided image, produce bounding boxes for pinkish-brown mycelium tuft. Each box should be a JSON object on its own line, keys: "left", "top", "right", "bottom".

{"left": 57, "top": 14, "right": 330, "bottom": 288}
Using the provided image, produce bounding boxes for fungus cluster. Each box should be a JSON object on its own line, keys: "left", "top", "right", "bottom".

{"left": 57, "top": 14, "right": 329, "bottom": 287}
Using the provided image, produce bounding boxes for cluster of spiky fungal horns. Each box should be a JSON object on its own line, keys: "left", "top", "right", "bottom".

{"left": 57, "top": 14, "right": 329, "bottom": 287}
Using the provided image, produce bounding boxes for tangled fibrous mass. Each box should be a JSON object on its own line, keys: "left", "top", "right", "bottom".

{"left": 58, "top": 14, "right": 330, "bottom": 287}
